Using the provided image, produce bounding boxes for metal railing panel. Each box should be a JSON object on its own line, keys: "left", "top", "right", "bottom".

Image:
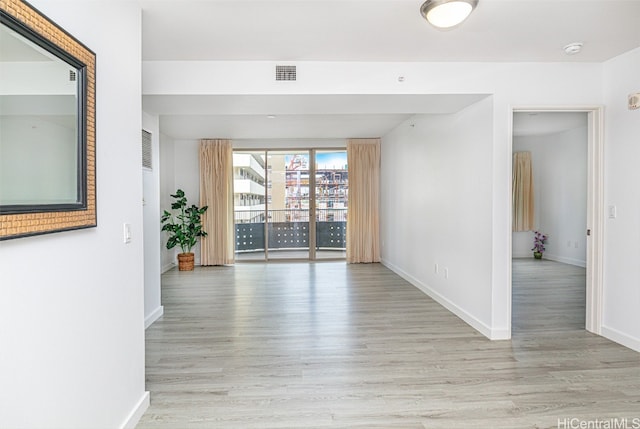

{"left": 235, "top": 209, "right": 347, "bottom": 252}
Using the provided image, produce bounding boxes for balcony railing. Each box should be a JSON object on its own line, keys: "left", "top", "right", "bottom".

{"left": 235, "top": 209, "right": 346, "bottom": 252}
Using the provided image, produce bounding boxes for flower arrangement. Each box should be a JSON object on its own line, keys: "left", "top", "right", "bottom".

{"left": 531, "top": 230, "right": 548, "bottom": 257}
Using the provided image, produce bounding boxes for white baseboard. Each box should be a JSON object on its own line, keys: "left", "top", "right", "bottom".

{"left": 381, "top": 259, "right": 505, "bottom": 340}
{"left": 145, "top": 305, "right": 164, "bottom": 329}
{"left": 512, "top": 253, "right": 586, "bottom": 268}
{"left": 162, "top": 261, "right": 210, "bottom": 272}
{"left": 489, "top": 327, "right": 511, "bottom": 340}
{"left": 601, "top": 326, "right": 640, "bottom": 353}
{"left": 512, "top": 252, "right": 533, "bottom": 259}
{"left": 544, "top": 253, "right": 587, "bottom": 268}
{"left": 121, "top": 391, "right": 150, "bottom": 429}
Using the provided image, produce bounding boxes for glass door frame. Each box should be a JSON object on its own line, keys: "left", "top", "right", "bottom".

{"left": 233, "top": 147, "right": 346, "bottom": 262}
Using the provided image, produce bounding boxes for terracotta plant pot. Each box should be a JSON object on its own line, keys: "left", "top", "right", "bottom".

{"left": 533, "top": 251, "right": 543, "bottom": 260}
{"left": 177, "top": 252, "right": 195, "bottom": 271}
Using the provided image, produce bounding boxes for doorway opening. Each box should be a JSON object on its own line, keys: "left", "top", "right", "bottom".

{"left": 509, "top": 107, "right": 603, "bottom": 337}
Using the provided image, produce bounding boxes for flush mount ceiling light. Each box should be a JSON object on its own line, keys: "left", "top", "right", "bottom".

{"left": 420, "top": 0, "right": 478, "bottom": 29}
{"left": 563, "top": 42, "right": 583, "bottom": 55}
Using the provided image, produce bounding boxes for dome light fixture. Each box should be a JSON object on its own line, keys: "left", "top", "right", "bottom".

{"left": 420, "top": 0, "right": 479, "bottom": 29}
{"left": 563, "top": 42, "right": 583, "bottom": 56}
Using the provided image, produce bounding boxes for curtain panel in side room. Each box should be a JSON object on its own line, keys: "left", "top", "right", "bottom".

{"left": 512, "top": 151, "right": 535, "bottom": 231}
{"left": 346, "top": 138, "right": 381, "bottom": 263}
{"left": 200, "top": 139, "right": 235, "bottom": 265}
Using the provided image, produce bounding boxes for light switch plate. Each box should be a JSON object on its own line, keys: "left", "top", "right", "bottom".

{"left": 124, "top": 223, "right": 132, "bottom": 244}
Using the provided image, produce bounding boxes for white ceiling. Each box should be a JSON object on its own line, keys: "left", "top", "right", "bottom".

{"left": 0, "top": 25, "right": 55, "bottom": 62}
{"left": 140, "top": 0, "right": 640, "bottom": 140}
{"left": 144, "top": 94, "right": 489, "bottom": 139}
{"left": 141, "top": 0, "right": 640, "bottom": 62}
{"left": 513, "top": 112, "right": 588, "bottom": 137}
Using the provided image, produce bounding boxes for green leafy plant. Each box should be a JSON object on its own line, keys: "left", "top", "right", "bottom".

{"left": 161, "top": 189, "right": 208, "bottom": 254}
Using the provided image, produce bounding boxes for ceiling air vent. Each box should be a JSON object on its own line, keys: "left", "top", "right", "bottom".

{"left": 275, "top": 65, "right": 296, "bottom": 81}
{"left": 142, "top": 130, "right": 152, "bottom": 170}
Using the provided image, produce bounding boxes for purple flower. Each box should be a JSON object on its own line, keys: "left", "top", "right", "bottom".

{"left": 532, "top": 230, "right": 547, "bottom": 253}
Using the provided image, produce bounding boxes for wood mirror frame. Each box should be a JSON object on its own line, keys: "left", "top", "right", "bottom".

{"left": 0, "top": 0, "right": 96, "bottom": 240}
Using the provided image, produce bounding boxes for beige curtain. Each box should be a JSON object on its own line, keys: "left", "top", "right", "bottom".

{"left": 512, "top": 151, "right": 534, "bottom": 231}
{"left": 346, "top": 138, "right": 381, "bottom": 263}
{"left": 200, "top": 139, "right": 235, "bottom": 265}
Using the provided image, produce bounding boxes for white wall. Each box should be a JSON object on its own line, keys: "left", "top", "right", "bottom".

{"left": 173, "top": 140, "right": 201, "bottom": 200}
{"left": 0, "top": 115, "right": 77, "bottom": 204}
{"left": 234, "top": 139, "right": 346, "bottom": 149}
{"left": 143, "top": 112, "right": 163, "bottom": 328}
{"left": 381, "top": 97, "right": 495, "bottom": 337}
{"left": 602, "top": 47, "right": 640, "bottom": 352}
{"left": 0, "top": 2, "right": 149, "bottom": 428}
{"left": 512, "top": 124, "right": 588, "bottom": 267}
{"left": 160, "top": 137, "right": 204, "bottom": 268}
{"left": 171, "top": 139, "right": 202, "bottom": 263}
{"left": 0, "top": 61, "right": 76, "bottom": 94}
{"left": 159, "top": 133, "right": 176, "bottom": 271}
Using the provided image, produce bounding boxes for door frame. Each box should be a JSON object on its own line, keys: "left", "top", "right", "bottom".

{"left": 509, "top": 106, "right": 604, "bottom": 335}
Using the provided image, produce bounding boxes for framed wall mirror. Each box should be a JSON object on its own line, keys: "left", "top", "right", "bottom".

{"left": 0, "top": 0, "right": 96, "bottom": 239}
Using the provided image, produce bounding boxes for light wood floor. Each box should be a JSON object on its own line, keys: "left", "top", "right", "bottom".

{"left": 138, "top": 262, "right": 639, "bottom": 428}
{"left": 512, "top": 258, "right": 586, "bottom": 333}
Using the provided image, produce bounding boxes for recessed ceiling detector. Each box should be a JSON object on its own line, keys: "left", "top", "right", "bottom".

{"left": 563, "top": 42, "right": 583, "bottom": 55}
{"left": 420, "top": 0, "right": 479, "bottom": 29}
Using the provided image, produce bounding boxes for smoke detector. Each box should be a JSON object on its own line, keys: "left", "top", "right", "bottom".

{"left": 563, "top": 42, "right": 583, "bottom": 55}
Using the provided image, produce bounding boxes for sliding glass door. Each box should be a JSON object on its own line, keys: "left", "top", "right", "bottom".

{"left": 233, "top": 151, "right": 267, "bottom": 261}
{"left": 315, "top": 151, "right": 348, "bottom": 259}
{"left": 233, "top": 148, "right": 347, "bottom": 261}
{"left": 267, "top": 151, "right": 310, "bottom": 260}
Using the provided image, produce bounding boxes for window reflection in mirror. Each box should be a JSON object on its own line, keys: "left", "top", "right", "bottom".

{"left": 0, "top": 18, "right": 84, "bottom": 212}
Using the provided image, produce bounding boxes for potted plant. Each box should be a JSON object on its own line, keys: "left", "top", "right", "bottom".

{"left": 531, "top": 230, "right": 548, "bottom": 259}
{"left": 161, "top": 189, "right": 208, "bottom": 271}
